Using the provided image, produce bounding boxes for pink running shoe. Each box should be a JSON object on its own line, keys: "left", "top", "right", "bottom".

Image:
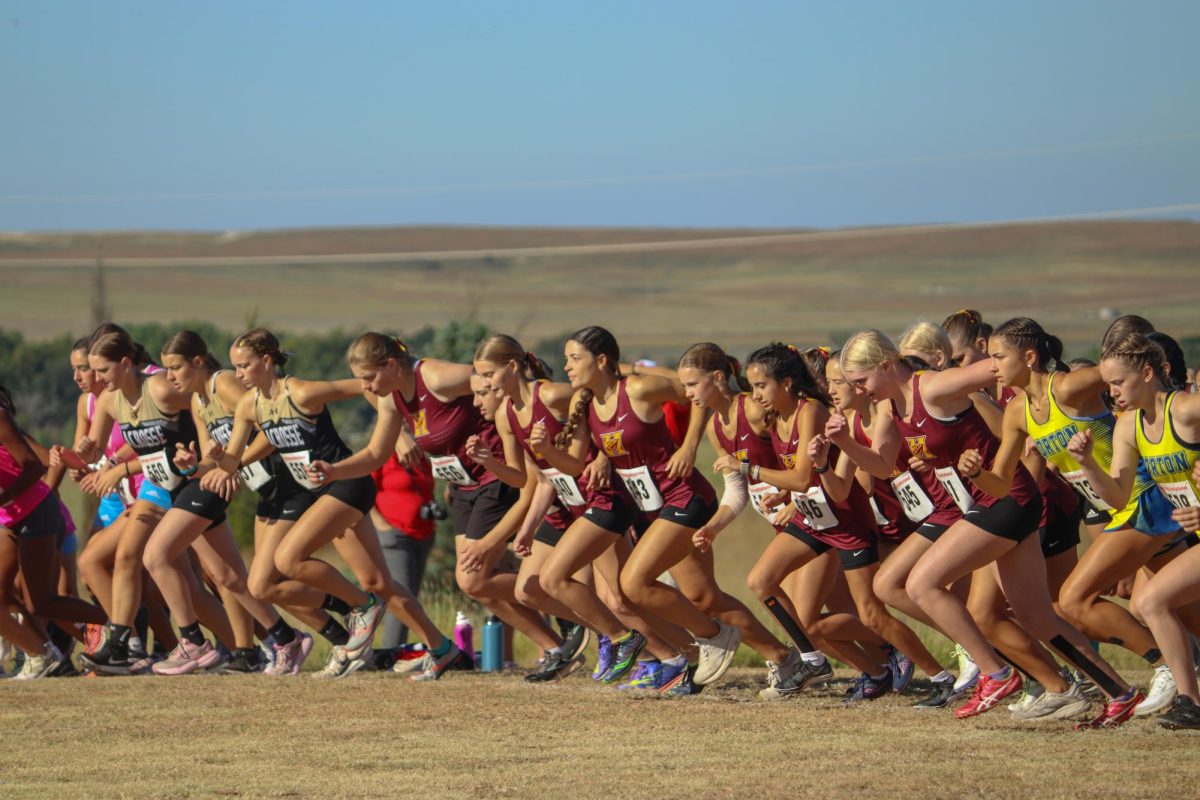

{"left": 266, "top": 633, "right": 315, "bottom": 676}
{"left": 152, "top": 640, "right": 221, "bottom": 676}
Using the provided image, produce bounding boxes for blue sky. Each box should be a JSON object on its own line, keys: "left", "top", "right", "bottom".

{"left": 1, "top": 1, "right": 1197, "bottom": 231}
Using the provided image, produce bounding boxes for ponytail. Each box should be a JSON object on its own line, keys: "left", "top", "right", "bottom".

{"left": 473, "top": 334, "right": 551, "bottom": 381}
{"left": 991, "top": 317, "right": 1068, "bottom": 373}
{"left": 554, "top": 388, "right": 594, "bottom": 450}
{"left": 162, "top": 330, "right": 222, "bottom": 373}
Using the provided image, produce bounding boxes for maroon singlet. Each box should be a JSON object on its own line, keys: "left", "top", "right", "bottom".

{"left": 587, "top": 378, "right": 715, "bottom": 518}
{"left": 392, "top": 361, "right": 498, "bottom": 490}
{"left": 892, "top": 372, "right": 1037, "bottom": 516}
{"left": 852, "top": 409, "right": 921, "bottom": 541}
{"left": 505, "top": 382, "right": 617, "bottom": 529}
{"left": 770, "top": 400, "right": 875, "bottom": 551}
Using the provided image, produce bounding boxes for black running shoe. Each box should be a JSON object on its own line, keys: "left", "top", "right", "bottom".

{"left": 1159, "top": 695, "right": 1200, "bottom": 730}
{"left": 560, "top": 623, "right": 590, "bottom": 662}
{"left": 79, "top": 641, "right": 132, "bottom": 675}
{"left": 49, "top": 658, "right": 80, "bottom": 678}
{"left": 771, "top": 658, "right": 834, "bottom": 697}
{"left": 912, "top": 678, "right": 961, "bottom": 709}
{"left": 663, "top": 664, "right": 704, "bottom": 697}
{"left": 223, "top": 648, "right": 264, "bottom": 674}
{"left": 524, "top": 649, "right": 584, "bottom": 683}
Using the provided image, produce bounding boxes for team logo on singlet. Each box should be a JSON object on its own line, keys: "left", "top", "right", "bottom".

{"left": 779, "top": 453, "right": 797, "bottom": 470}
{"left": 601, "top": 430, "right": 627, "bottom": 457}
{"left": 733, "top": 449, "right": 748, "bottom": 464}
{"left": 906, "top": 435, "right": 934, "bottom": 461}
{"left": 412, "top": 409, "right": 429, "bottom": 438}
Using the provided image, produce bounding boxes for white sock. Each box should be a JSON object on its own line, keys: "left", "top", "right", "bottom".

{"left": 664, "top": 655, "right": 687, "bottom": 668}
{"left": 801, "top": 651, "right": 826, "bottom": 665}
{"left": 129, "top": 636, "right": 144, "bottom": 653}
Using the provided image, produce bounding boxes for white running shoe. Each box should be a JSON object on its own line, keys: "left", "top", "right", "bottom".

{"left": 13, "top": 643, "right": 65, "bottom": 681}
{"left": 952, "top": 644, "right": 980, "bottom": 693}
{"left": 1010, "top": 682, "right": 1092, "bottom": 721}
{"left": 757, "top": 644, "right": 802, "bottom": 701}
{"left": 1135, "top": 664, "right": 1178, "bottom": 717}
{"left": 312, "top": 646, "right": 352, "bottom": 680}
{"left": 692, "top": 620, "right": 741, "bottom": 686}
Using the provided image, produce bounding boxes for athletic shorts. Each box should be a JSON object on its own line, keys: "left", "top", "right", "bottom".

{"left": 782, "top": 522, "right": 879, "bottom": 570}
{"left": 256, "top": 483, "right": 317, "bottom": 522}
{"left": 1083, "top": 501, "right": 1111, "bottom": 527}
{"left": 653, "top": 495, "right": 718, "bottom": 530}
{"left": 8, "top": 495, "right": 66, "bottom": 540}
{"left": 94, "top": 492, "right": 126, "bottom": 529}
{"left": 1153, "top": 530, "right": 1195, "bottom": 559}
{"left": 534, "top": 519, "right": 566, "bottom": 548}
{"left": 316, "top": 474, "right": 377, "bottom": 516}
{"left": 450, "top": 480, "right": 520, "bottom": 541}
{"left": 1040, "top": 497, "right": 1083, "bottom": 558}
{"left": 136, "top": 479, "right": 174, "bottom": 512}
{"left": 916, "top": 522, "right": 950, "bottom": 542}
{"left": 1112, "top": 487, "right": 1181, "bottom": 537}
{"left": 963, "top": 494, "right": 1043, "bottom": 542}
{"left": 581, "top": 494, "right": 639, "bottom": 536}
{"left": 173, "top": 480, "right": 230, "bottom": 524}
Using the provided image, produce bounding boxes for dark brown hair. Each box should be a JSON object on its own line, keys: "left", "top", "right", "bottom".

{"left": 473, "top": 334, "right": 551, "bottom": 381}
{"left": 991, "top": 317, "right": 1068, "bottom": 373}
{"left": 555, "top": 326, "right": 621, "bottom": 449}
{"left": 162, "top": 330, "right": 221, "bottom": 373}
{"left": 233, "top": 328, "right": 289, "bottom": 369}
{"left": 88, "top": 323, "right": 152, "bottom": 367}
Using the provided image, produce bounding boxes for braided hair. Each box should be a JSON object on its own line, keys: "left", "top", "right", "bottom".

{"left": 991, "top": 317, "right": 1068, "bottom": 373}
{"left": 555, "top": 326, "right": 620, "bottom": 449}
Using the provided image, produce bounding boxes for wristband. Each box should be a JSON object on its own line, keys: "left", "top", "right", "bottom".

{"left": 813, "top": 463, "right": 829, "bottom": 474}
{"left": 124, "top": 461, "right": 131, "bottom": 477}
{"left": 738, "top": 461, "right": 750, "bottom": 477}
{"left": 750, "top": 464, "right": 761, "bottom": 482}
{"left": 179, "top": 464, "right": 198, "bottom": 477}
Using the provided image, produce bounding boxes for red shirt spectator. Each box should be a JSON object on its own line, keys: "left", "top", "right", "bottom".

{"left": 372, "top": 454, "right": 435, "bottom": 540}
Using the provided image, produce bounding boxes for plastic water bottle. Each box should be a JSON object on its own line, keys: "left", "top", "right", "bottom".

{"left": 453, "top": 611, "right": 474, "bottom": 661}
{"left": 481, "top": 615, "right": 504, "bottom": 672}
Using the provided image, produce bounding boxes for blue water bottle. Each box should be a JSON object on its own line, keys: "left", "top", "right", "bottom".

{"left": 481, "top": 615, "right": 504, "bottom": 672}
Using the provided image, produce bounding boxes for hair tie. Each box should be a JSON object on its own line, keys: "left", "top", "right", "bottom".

{"left": 786, "top": 344, "right": 798, "bottom": 353}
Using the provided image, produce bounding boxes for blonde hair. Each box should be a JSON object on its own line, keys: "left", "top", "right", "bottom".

{"left": 840, "top": 330, "right": 900, "bottom": 374}
{"left": 346, "top": 332, "right": 413, "bottom": 369}
{"left": 898, "top": 322, "right": 953, "bottom": 367}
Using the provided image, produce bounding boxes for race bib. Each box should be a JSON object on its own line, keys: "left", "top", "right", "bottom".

{"left": 1061, "top": 469, "right": 1115, "bottom": 512}
{"left": 748, "top": 481, "right": 779, "bottom": 521}
{"left": 935, "top": 466, "right": 973, "bottom": 514}
{"left": 281, "top": 450, "right": 322, "bottom": 490}
{"left": 869, "top": 496, "right": 889, "bottom": 528}
{"left": 138, "top": 450, "right": 183, "bottom": 491}
{"left": 237, "top": 460, "right": 273, "bottom": 492}
{"left": 792, "top": 486, "right": 840, "bottom": 531}
{"left": 1159, "top": 480, "right": 1200, "bottom": 511}
{"left": 615, "top": 465, "right": 664, "bottom": 512}
{"left": 542, "top": 467, "right": 585, "bottom": 507}
{"left": 430, "top": 454, "right": 477, "bottom": 487}
{"left": 891, "top": 470, "right": 935, "bottom": 522}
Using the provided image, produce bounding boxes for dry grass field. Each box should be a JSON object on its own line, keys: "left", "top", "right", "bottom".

{"left": 2, "top": 665, "right": 1192, "bottom": 800}
{"left": 2, "top": 221, "right": 1199, "bottom": 357}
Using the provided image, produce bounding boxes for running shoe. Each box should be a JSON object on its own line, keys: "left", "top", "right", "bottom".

{"left": 392, "top": 646, "right": 434, "bottom": 675}
{"left": 559, "top": 623, "right": 591, "bottom": 663}
{"left": 844, "top": 670, "right": 893, "bottom": 705}
{"left": 524, "top": 649, "right": 586, "bottom": 683}
{"left": 662, "top": 663, "right": 703, "bottom": 697}
{"left": 1158, "top": 695, "right": 1200, "bottom": 730}
{"left": 1010, "top": 683, "right": 1091, "bottom": 721}
{"left": 1134, "top": 664, "right": 1177, "bottom": 717}
{"left": 128, "top": 647, "right": 163, "bottom": 675}
{"left": 266, "top": 633, "right": 315, "bottom": 676}
{"left": 912, "top": 678, "right": 960, "bottom": 709}
{"left": 952, "top": 644, "right": 979, "bottom": 694}
{"left": 48, "top": 658, "right": 80, "bottom": 678}
{"left": 955, "top": 668, "right": 1023, "bottom": 719}
{"left": 601, "top": 630, "right": 647, "bottom": 684}
{"left": 885, "top": 645, "right": 915, "bottom": 694}
{"left": 345, "top": 594, "right": 384, "bottom": 652}
{"left": 657, "top": 659, "right": 693, "bottom": 692}
{"left": 409, "top": 644, "right": 472, "bottom": 682}
{"left": 79, "top": 640, "right": 132, "bottom": 676}
{"left": 592, "top": 635, "right": 613, "bottom": 681}
{"left": 0, "top": 635, "right": 12, "bottom": 669}
{"left": 152, "top": 639, "right": 223, "bottom": 676}
{"left": 692, "top": 620, "right": 741, "bottom": 686}
{"left": 222, "top": 648, "right": 265, "bottom": 674}
{"left": 762, "top": 657, "right": 834, "bottom": 700}
{"left": 313, "top": 646, "right": 352, "bottom": 680}
{"left": 1008, "top": 681, "right": 1044, "bottom": 714}
{"left": 1074, "top": 689, "right": 1145, "bottom": 730}
{"left": 83, "top": 624, "right": 106, "bottom": 659}
{"left": 13, "top": 643, "right": 65, "bottom": 681}
{"left": 617, "top": 660, "right": 662, "bottom": 690}
{"left": 338, "top": 646, "right": 372, "bottom": 679}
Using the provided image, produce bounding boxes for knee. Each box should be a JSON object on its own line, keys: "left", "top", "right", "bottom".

{"left": 141, "top": 542, "right": 171, "bottom": 577}
{"left": 745, "top": 569, "right": 775, "bottom": 602}
{"left": 1055, "top": 587, "right": 1088, "bottom": 626}
{"left": 619, "top": 570, "right": 652, "bottom": 608}
{"left": 211, "top": 565, "right": 248, "bottom": 595}
{"left": 113, "top": 544, "right": 143, "bottom": 575}
{"left": 456, "top": 569, "right": 487, "bottom": 599}
{"left": 272, "top": 547, "right": 301, "bottom": 580}
{"left": 680, "top": 584, "right": 719, "bottom": 615}
{"left": 904, "top": 569, "right": 935, "bottom": 607}
{"left": 873, "top": 569, "right": 905, "bottom": 607}
{"left": 538, "top": 566, "right": 567, "bottom": 600}
{"left": 514, "top": 573, "right": 543, "bottom": 607}
{"left": 247, "top": 572, "right": 278, "bottom": 603}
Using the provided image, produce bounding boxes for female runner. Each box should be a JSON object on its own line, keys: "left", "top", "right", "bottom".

{"left": 835, "top": 329, "right": 1142, "bottom": 726}
{"left": 208, "top": 329, "right": 462, "bottom": 680}
{"left": 1069, "top": 331, "right": 1200, "bottom": 728}
{"left": 143, "top": 330, "right": 315, "bottom": 675}
{"left": 534, "top": 326, "right": 743, "bottom": 693}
